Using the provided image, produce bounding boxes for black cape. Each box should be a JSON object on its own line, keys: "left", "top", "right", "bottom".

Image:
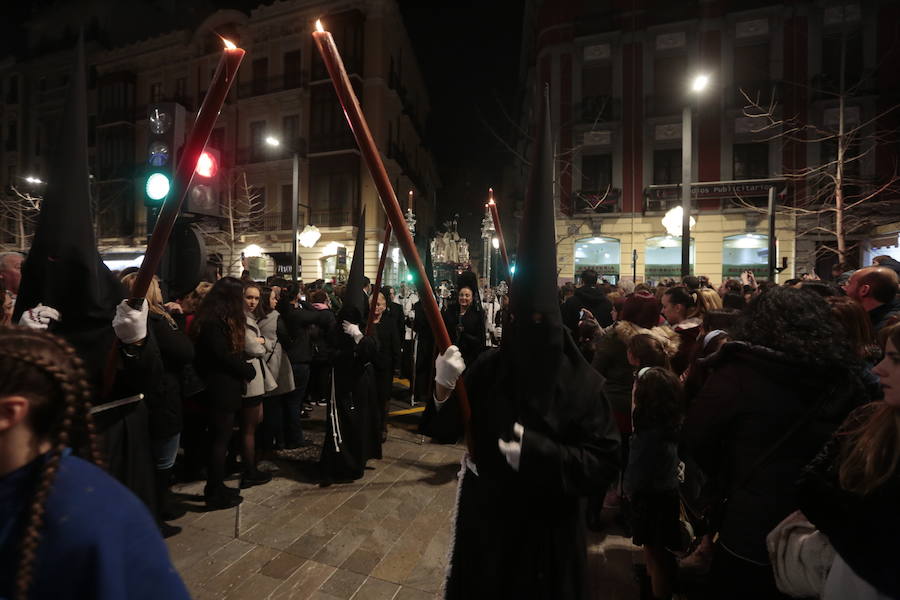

{"left": 444, "top": 333, "right": 620, "bottom": 599}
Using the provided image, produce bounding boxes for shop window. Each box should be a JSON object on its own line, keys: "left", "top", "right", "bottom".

{"left": 574, "top": 236, "right": 621, "bottom": 283}
{"left": 645, "top": 235, "right": 694, "bottom": 281}
{"left": 722, "top": 233, "right": 769, "bottom": 280}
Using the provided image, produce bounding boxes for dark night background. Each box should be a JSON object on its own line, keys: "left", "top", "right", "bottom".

{"left": 0, "top": 0, "right": 525, "bottom": 248}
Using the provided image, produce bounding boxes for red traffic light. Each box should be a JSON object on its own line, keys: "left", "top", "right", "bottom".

{"left": 195, "top": 151, "right": 218, "bottom": 178}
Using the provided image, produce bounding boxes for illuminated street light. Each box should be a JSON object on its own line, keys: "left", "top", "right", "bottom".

{"left": 265, "top": 136, "right": 281, "bottom": 147}
{"left": 24, "top": 176, "right": 44, "bottom": 184}
{"left": 691, "top": 73, "right": 710, "bottom": 93}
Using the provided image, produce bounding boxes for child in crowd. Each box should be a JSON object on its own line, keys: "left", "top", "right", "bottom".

{"left": 625, "top": 366, "right": 685, "bottom": 600}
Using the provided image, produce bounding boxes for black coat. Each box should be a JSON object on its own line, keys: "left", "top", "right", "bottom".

{"left": 372, "top": 317, "right": 401, "bottom": 373}
{"left": 682, "top": 342, "right": 864, "bottom": 563}
{"left": 193, "top": 322, "right": 255, "bottom": 412}
{"left": 145, "top": 313, "right": 194, "bottom": 439}
{"left": 561, "top": 286, "right": 613, "bottom": 334}
{"left": 279, "top": 303, "right": 336, "bottom": 364}
{"left": 797, "top": 408, "right": 900, "bottom": 597}
{"left": 444, "top": 344, "right": 620, "bottom": 599}
{"left": 442, "top": 303, "right": 485, "bottom": 367}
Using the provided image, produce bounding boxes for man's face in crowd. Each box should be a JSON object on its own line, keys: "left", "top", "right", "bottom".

{"left": 660, "top": 294, "right": 684, "bottom": 325}
{"left": 0, "top": 254, "right": 23, "bottom": 295}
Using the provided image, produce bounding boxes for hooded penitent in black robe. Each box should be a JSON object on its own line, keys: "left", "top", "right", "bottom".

{"left": 319, "top": 208, "right": 382, "bottom": 484}
{"left": 11, "top": 38, "right": 158, "bottom": 512}
{"left": 442, "top": 88, "right": 620, "bottom": 599}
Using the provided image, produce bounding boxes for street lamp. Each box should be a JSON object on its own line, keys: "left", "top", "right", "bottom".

{"left": 266, "top": 134, "right": 316, "bottom": 281}
{"left": 681, "top": 72, "right": 711, "bottom": 277}
{"left": 24, "top": 176, "right": 44, "bottom": 184}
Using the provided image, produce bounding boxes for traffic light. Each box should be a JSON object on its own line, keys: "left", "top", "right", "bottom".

{"left": 144, "top": 103, "right": 186, "bottom": 207}
{"left": 184, "top": 148, "right": 221, "bottom": 216}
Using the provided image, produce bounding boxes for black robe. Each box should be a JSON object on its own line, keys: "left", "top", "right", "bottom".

{"left": 318, "top": 331, "right": 381, "bottom": 484}
{"left": 443, "top": 339, "right": 620, "bottom": 599}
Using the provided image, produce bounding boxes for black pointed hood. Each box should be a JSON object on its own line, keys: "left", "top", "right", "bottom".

{"left": 338, "top": 206, "right": 367, "bottom": 324}
{"left": 498, "top": 86, "right": 603, "bottom": 437}
{"left": 13, "top": 35, "right": 123, "bottom": 387}
{"left": 509, "top": 86, "right": 559, "bottom": 326}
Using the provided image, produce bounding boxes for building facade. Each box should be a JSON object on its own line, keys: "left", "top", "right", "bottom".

{"left": 509, "top": 0, "right": 900, "bottom": 283}
{"left": 0, "top": 0, "right": 439, "bottom": 284}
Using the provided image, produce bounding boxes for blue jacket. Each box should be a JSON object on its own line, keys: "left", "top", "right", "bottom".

{"left": 0, "top": 452, "right": 189, "bottom": 600}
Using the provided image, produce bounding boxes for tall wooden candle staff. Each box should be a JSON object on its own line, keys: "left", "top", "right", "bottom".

{"left": 312, "top": 20, "right": 472, "bottom": 432}
{"left": 131, "top": 38, "right": 245, "bottom": 300}
{"left": 487, "top": 188, "right": 510, "bottom": 275}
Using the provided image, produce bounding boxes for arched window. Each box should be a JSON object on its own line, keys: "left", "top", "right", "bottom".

{"left": 574, "top": 236, "right": 620, "bottom": 284}
{"left": 645, "top": 235, "right": 694, "bottom": 281}
{"left": 723, "top": 234, "right": 769, "bottom": 280}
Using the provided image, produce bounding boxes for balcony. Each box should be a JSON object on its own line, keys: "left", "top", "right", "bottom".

{"left": 311, "top": 210, "right": 352, "bottom": 227}
{"left": 237, "top": 72, "right": 309, "bottom": 99}
{"left": 235, "top": 139, "right": 308, "bottom": 165}
{"left": 575, "top": 189, "right": 621, "bottom": 213}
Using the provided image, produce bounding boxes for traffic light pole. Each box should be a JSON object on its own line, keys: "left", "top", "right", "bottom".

{"left": 291, "top": 150, "right": 300, "bottom": 282}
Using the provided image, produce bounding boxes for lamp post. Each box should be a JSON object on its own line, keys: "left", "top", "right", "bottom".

{"left": 681, "top": 73, "right": 710, "bottom": 278}
{"left": 266, "top": 135, "right": 318, "bottom": 281}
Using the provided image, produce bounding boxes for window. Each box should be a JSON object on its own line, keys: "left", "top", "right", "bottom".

{"left": 822, "top": 31, "right": 863, "bottom": 91}
{"left": 653, "top": 54, "right": 686, "bottom": 114}
{"left": 582, "top": 63, "right": 612, "bottom": 121}
{"left": 6, "top": 120, "right": 17, "bottom": 151}
{"left": 284, "top": 50, "right": 303, "bottom": 88}
{"left": 581, "top": 154, "right": 612, "bottom": 192}
{"left": 309, "top": 84, "right": 354, "bottom": 152}
{"left": 723, "top": 234, "right": 769, "bottom": 279}
{"left": 175, "top": 77, "right": 186, "bottom": 100}
{"left": 88, "top": 116, "right": 96, "bottom": 147}
{"left": 733, "top": 43, "right": 770, "bottom": 102}
{"left": 645, "top": 235, "right": 695, "bottom": 280}
{"left": 574, "top": 236, "right": 621, "bottom": 283}
{"left": 653, "top": 149, "right": 681, "bottom": 184}
{"left": 208, "top": 128, "right": 225, "bottom": 153}
{"left": 6, "top": 75, "right": 18, "bottom": 103}
{"left": 733, "top": 143, "right": 769, "bottom": 179}
{"left": 150, "top": 82, "right": 163, "bottom": 103}
{"left": 249, "top": 121, "right": 266, "bottom": 161}
{"left": 252, "top": 58, "right": 269, "bottom": 95}
{"left": 282, "top": 114, "right": 300, "bottom": 147}
{"left": 309, "top": 156, "right": 360, "bottom": 226}
{"left": 281, "top": 184, "right": 294, "bottom": 229}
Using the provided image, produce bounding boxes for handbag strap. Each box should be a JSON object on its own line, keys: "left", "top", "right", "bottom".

{"left": 727, "top": 392, "right": 830, "bottom": 498}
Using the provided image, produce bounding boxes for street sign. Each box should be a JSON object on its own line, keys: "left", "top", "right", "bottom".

{"left": 645, "top": 178, "right": 787, "bottom": 201}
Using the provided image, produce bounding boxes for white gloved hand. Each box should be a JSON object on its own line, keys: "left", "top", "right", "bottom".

{"left": 113, "top": 299, "right": 149, "bottom": 344}
{"left": 498, "top": 423, "right": 524, "bottom": 472}
{"left": 435, "top": 345, "right": 466, "bottom": 390}
{"left": 19, "top": 304, "right": 61, "bottom": 331}
{"left": 342, "top": 320, "right": 364, "bottom": 344}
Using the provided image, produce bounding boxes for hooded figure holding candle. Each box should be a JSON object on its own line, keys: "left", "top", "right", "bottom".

{"left": 436, "top": 89, "right": 620, "bottom": 599}
{"left": 318, "top": 208, "right": 382, "bottom": 485}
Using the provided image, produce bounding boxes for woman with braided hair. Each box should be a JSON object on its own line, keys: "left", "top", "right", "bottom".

{"left": 0, "top": 327, "right": 188, "bottom": 600}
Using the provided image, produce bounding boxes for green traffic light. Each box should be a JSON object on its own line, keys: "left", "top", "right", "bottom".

{"left": 146, "top": 172, "right": 171, "bottom": 202}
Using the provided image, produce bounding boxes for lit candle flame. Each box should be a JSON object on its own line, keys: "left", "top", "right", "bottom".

{"left": 221, "top": 37, "right": 237, "bottom": 50}
{"left": 488, "top": 188, "right": 495, "bottom": 204}
{"left": 315, "top": 20, "right": 324, "bottom": 32}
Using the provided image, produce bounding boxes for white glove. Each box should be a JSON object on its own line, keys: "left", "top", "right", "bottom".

{"left": 113, "top": 300, "right": 149, "bottom": 344}
{"left": 19, "top": 304, "right": 61, "bottom": 330}
{"left": 342, "top": 320, "right": 364, "bottom": 344}
{"left": 498, "top": 423, "right": 524, "bottom": 471}
{"left": 435, "top": 345, "right": 466, "bottom": 390}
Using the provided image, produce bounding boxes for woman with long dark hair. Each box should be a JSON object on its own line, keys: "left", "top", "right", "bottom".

{"left": 256, "top": 286, "right": 295, "bottom": 453}
{"left": 683, "top": 287, "right": 867, "bottom": 599}
{"left": 796, "top": 324, "right": 900, "bottom": 597}
{"left": 192, "top": 277, "right": 255, "bottom": 509}
{"left": 0, "top": 328, "right": 189, "bottom": 600}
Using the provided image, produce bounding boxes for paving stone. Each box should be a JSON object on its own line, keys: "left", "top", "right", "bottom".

{"left": 351, "top": 577, "right": 401, "bottom": 600}
{"left": 225, "top": 572, "right": 284, "bottom": 599}
{"left": 260, "top": 551, "right": 306, "bottom": 579}
{"left": 393, "top": 587, "right": 438, "bottom": 600}
{"left": 206, "top": 545, "right": 281, "bottom": 595}
{"left": 269, "top": 559, "right": 337, "bottom": 600}
{"left": 319, "top": 568, "right": 367, "bottom": 599}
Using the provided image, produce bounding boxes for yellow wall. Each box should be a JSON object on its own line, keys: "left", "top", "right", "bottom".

{"left": 556, "top": 212, "right": 797, "bottom": 284}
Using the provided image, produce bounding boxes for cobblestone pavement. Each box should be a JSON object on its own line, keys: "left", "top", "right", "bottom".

{"left": 166, "top": 405, "right": 642, "bottom": 599}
